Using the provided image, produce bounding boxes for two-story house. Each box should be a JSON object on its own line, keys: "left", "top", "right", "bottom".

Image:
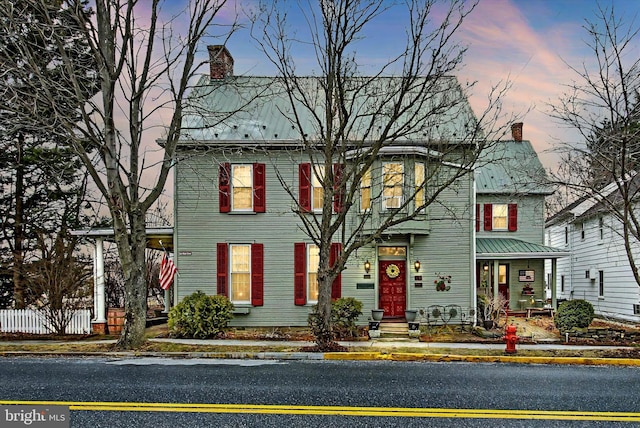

{"left": 475, "top": 124, "right": 568, "bottom": 314}
{"left": 545, "top": 182, "right": 640, "bottom": 323}
{"left": 169, "top": 46, "right": 566, "bottom": 327}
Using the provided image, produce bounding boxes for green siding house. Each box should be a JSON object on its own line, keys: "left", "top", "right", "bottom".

{"left": 170, "top": 46, "right": 565, "bottom": 327}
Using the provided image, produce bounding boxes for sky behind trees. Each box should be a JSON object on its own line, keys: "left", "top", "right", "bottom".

{"left": 213, "top": 0, "right": 639, "bottom": 170}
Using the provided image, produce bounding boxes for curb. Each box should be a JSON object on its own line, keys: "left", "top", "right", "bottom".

{"left": 1, "top": 350, "right": 639, "bottom": 366}
{"left": 324, "top": 352, "right": 640, "bottom": 366}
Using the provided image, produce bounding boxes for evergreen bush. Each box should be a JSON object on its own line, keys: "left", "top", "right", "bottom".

{"left": 331, "top": 297, "right": 363, "bottom": 338}
{"left": 554, "top": 299, "right": 594, "bottom": 331}
{"left": 168, "top": 291, "right": 234, "bottom": 339}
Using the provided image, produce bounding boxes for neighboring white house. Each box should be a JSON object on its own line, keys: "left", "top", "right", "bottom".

{"left": 545, "top": 185, "right": 640, "bottom": 323}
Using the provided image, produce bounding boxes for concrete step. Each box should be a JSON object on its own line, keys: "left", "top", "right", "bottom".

{"left": 379, "top": 321, "right": 409, "bottom": 337}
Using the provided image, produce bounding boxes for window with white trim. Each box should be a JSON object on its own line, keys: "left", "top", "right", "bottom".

{"left": 307, "top": 244, "right": 320, "bottom": 303}
{"left": 231, "top": 165, "right": 253, "bottom": 211}
{"left": 383, "top": 162, "right": 403, "bottom": 209}
{"left": 415, "top": 162, "right": 425, "bottom": 211}
{"left": 230, "top": 244, "right": 251, "bottom": 303}
{"left": 312, "top": 166, "right": 325, "bottom": 212}
{"left": 360, "top": 167, "right": 371, "bottom": 212}
{"left": 492, "top": 204, "right": 508, "bottom": 230}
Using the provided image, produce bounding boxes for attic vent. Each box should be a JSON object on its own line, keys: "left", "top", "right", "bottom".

{"left": 634, "top": 304, "right": 640, "bottom": 315}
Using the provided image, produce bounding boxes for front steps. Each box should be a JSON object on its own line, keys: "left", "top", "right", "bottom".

{"left": 377, "top": 320, "right": 420, "bottom": 338}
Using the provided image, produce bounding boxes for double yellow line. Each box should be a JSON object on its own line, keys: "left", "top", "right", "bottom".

{"left": 1, "top": 400, "right": 640, "bottom": 422}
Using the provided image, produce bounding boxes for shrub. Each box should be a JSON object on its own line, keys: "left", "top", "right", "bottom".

{"left": 331, "top": 297, "right": 363, "bottom": 339}
{"left": 308, "top": 297, "right": 364, "bottom": 340}
{"left": 554, "top": 299, "right": 594, "bottom": 331}
{"left": 168, "top": 291, "right": 234, "bottom": 339}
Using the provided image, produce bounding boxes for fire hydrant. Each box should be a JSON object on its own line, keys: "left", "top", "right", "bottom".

{"left": 503, "top": 323, "right": 519, "bottom": 354}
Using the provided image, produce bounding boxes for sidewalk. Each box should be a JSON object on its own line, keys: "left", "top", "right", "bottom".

{"left": 1, "top": 337, "right": 637, "bottom": 366}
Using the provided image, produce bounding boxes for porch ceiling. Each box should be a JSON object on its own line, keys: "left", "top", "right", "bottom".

{"left": 476, "top": 238, "right": 569, "bottom": 260}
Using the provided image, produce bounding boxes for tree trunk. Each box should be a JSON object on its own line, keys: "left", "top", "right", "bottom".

{"left": 115, "top": 235, "right": 148, "bottom": 349}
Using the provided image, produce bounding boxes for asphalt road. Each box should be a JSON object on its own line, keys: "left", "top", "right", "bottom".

{"left": 0, "top": 356, "right": 639, "bottom": 427}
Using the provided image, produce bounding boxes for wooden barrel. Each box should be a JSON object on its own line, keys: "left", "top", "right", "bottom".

{"left": 107, "top": 308, "right": 125, "bottom": 335}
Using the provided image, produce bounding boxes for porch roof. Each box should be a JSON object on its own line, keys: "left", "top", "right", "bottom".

{"left": 70, "top": 227, "right": 174, "bottom": 252}
{"left": 476, "top": 238, "right": 569, "bottom": 260}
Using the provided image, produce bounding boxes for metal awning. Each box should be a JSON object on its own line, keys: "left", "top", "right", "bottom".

{"left": 476, "top": 238, "right": 569, "bottom": 260}
{"left": 71, "top": 227, "right": 174, "bottom": 252}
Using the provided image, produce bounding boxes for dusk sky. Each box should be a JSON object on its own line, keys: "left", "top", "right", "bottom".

{"left": 212, "top": 0, "right": 639, "bottom": 170}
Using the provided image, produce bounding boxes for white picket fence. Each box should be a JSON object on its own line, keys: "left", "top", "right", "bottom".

{"left": 0, "top": 309, "right": 92, "bottom": 335}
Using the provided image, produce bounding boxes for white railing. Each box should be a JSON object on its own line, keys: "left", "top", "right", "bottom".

{"left": 0, "top": 309, "right": 92, "bottom": 335}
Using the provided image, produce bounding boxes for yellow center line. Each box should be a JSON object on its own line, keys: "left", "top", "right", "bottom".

{"left": 1, "top": 400, "right": 639, "bottom": 422}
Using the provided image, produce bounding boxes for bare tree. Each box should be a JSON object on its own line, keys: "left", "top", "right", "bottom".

{"left": 251, "top": 0, "right": 512, "bottom": 349}
{"left": 1, "top": 0, "right": 236, "bottom": 348}
{"left": 548, "top": 4, "right": 640, "bottom": 286}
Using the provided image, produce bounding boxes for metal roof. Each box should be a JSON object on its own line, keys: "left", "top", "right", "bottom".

{"left": 475, "top": 140, "right": 552, "bottom": 195}
{"left": 476, "top": 238, "right": 569, "bottom": 259}
{"left": 179, "top": 75, "right": 478, "bottom": 144}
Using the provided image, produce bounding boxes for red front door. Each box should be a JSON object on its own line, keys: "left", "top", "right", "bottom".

{"left": 379, "top": 260, "right": 406, "bottom": 318}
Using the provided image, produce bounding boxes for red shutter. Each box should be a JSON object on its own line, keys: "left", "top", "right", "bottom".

{"left": 219, "top": 163, "right": 231, "bottom": 213}
{"left": 216, "top": 243, "right": 228, "bottom": 296}
{"left": 299, "top": 163, "right": 311, "bottom": 212}
{"left": 294, "top": 243, "right": 307, "bottom": 305}
{"left": 330, "top": 242, "right": 342, "bottom": 300}
{"left": 251, "top": 243, "right": 264, "bottom": 306}
{"left": 475, "top": 204, "right": 480, "bottom": 232}
{"left": 333, "top": 163, "right": 344, "bottom": 213}
{"left": 508, "top": 203, "right": 518, "bottom": 231}
{"left": 253, "top": 163, "right": 266, "bottom": 213}
{"left": 483, "top": 203, "right": 493, "bottom": 231}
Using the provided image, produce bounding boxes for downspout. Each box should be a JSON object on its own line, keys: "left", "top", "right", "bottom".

{"left": 471, "top": 173, "right": 477, "bottom": 326}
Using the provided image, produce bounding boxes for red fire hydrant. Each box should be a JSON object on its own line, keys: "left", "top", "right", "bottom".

{"left": 503, "top": 324, "right": 519, "bottom": 354}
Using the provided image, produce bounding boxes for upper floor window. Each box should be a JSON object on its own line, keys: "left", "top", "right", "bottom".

{"left": 483, "top": 203, "right": 517, "bottom": 231}
{"left": 299, "top": 163, "right": 343, "bottom": 213}
{"left": 383, "top": 162, "right": 404, "bottom": 209}
{"left": 231, "top": 165, "right": 253, "bottom": 210}
{"left": 599, "top": 217, "right": 604, "bottom": 240}
{"left": 219, "top": 163, "right": 265, "bottom": 213}
{"left": 578, "top": 222, "right": 585, "bottom": 240}
{"left": 415, "top": 162, "right": 425, "bottom": 211}
{"left": 493, "top": 204, "right": 508, "bottom": 230}
{"left": 311, "top": 166, "right": 325, "bottom": 212}
{"left": 361, "top": 167, "right": 371, "bottom": 212}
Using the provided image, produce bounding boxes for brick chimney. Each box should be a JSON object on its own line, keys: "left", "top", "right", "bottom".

{"left": 511, "top": 122, "right": 523, "bottom": 142}
{"left": 208, "top": 45, "right": 234, "bottom": 80}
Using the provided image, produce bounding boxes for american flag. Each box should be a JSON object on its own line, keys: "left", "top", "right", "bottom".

{"left": 159, "top": 252, "right": 177, "bottom": 290}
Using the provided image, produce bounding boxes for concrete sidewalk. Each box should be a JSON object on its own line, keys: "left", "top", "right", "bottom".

{"left": 1, "top": 337, "right": 638, "bottom": 366}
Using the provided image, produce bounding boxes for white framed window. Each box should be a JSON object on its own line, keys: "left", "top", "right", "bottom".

{"left": 312, "top": 166, "right": 325, "bottom": 212}
{"left": 360, "top": 167, "right": 371, "bottom": 212}
{"left": 383, "top": 162, "right": 404, "bottom": 209}
{"left": 492, "top": 204, "right": 508, "bottom": 230}
{"left": 415, "top": 162, "right": 425, "bottom": 211}
{"left": 599, "top": 217, "right": 604, "bottom": 240}
{"left": 230, "top": 244, "right": 251, "bottom": 303}
{"left": 231, "top": 165, "right": 253, "bottom": 211}
{"left": 307, "top": 244, "right": 320, "bottom": 303}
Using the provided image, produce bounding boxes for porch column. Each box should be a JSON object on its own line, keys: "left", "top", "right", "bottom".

{"left": 551, "top": 258, "right": 557, "bottom": 309}
{"left": 92, "top": 238, "right": 107, "bottom": 334}
{"left": 492, "top": 260, "right": 499, "bottom": 296}
{"left": 164, "top": 288, "right": 170, "bottom": 314}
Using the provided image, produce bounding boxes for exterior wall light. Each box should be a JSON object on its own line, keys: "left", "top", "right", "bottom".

{"left": 414, "top": 260, "right": 421, "bottom": 272}
{"left": 364, "top": 260, "right": 371, "bottom": 273}
{"left": 483, "top": 262, "right": 489, "bottom": 272}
